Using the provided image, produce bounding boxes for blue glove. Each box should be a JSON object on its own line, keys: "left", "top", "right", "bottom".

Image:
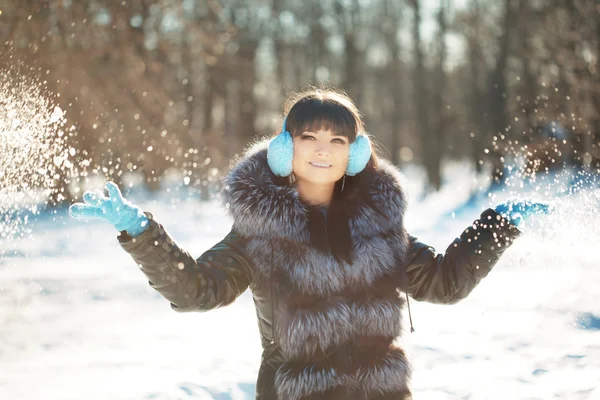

{"left": 494, "top": 198, "right": 553, "bottom": 227}
{"left": 69, "top": 181, "right": 149, "bottom": 237}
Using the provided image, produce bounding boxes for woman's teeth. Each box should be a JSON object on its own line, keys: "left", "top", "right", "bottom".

{"left": 310, "top": 162, "right": 331, "bottom": 168}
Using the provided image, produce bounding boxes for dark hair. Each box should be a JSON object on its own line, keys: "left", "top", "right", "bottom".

{"left": 275, "top": 87, "right": 380, "bottom": 264}
{"left": 284, "top": 89, "right": 364, "bottom": 141}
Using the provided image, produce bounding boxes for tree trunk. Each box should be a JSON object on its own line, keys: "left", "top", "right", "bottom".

{"left": 343, "top": 32, "right": 361, "bottom": 104}
{"left": 428, "top": 0, "right": 449, "bottom": 191}
{"left": 466, "top": 0, "right": 489, "bottom": 175}
{"left": 390, "top": 50, "right": 403, "bottom": 166}
{"left": 272, "top": 0, "right": 286, "bottom": 100}
{"left": 203, "top": 64, "right": 216, "bottom": 133}
{"left": 411, "top": 0, "right": 433, "bottom": 190}
{"left": 487, "top": 0, "right": 515, "bottom": 185}
{"left": 382, "top": 0, "right": 404, "bottom": 166}
{"left": 468, "top": 38, "right": 487, "bottom": 174}
{"left": 237, "top": 40, "right": 258, "bottom": 143}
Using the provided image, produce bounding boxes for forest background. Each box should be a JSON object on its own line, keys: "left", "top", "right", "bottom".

{"left": 2, "top": 0, "right": 600, "bottom": 203}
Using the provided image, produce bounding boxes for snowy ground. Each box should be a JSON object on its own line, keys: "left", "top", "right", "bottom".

{"left": 1, "top": 164, "right": 599, "bottom": 400}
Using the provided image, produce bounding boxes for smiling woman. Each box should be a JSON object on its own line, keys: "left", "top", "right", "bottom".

{"left": 278, "top": 90, "right": 375, "bottom": 210}
{"left": 70, "top": 87, "right": 552, "bottom": 400}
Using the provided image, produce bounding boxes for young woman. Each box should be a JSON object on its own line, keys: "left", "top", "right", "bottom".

{"left": 70, "top": 89, "right": 551, "bottom": 400}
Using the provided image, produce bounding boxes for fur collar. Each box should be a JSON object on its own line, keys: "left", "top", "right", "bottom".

{"left": 222, "top": 139, "right": 408, "bottom": 241}
{"left": 221, "top": 139, "right": 412, "bottom": 399}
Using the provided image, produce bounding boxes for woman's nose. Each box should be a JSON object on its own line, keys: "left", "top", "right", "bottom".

{"left": 315, "top": 143, "right": 332, "bottom": 156}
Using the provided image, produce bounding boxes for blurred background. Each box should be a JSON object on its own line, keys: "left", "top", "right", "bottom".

{"left": 2, "top": 0, "right": 600, "bottom": 203}
{"left": 3, "top": 3, "right": 600, "bottom": 399}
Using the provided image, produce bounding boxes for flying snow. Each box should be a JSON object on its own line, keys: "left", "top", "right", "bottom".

{"left": 0, "top": 66, "right": 81, "bottom": 243}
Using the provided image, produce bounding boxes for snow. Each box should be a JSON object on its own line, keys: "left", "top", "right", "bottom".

{"left": 1, "top": 164, "right": 599, "bottom": 399}
{"left": 1, "top": 69, "right": 81, "bottom": 240}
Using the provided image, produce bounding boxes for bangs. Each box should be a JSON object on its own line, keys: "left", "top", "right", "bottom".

{"left": 286, "top": 97, "right": 360, "bottom": 140}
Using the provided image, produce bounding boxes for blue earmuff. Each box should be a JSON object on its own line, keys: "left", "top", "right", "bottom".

{"left": 346, "top": 135, "right": 372, "bottom": 176}
{"left": 266, "top": 118, "right": 295, "bottom": 177}
{"left": 267, "top": 117, "right": 371, "bottom": 177}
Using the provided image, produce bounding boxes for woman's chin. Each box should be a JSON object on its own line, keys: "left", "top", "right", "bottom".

{"left": 305, "top": 177, "right": 341, "bottom": 186}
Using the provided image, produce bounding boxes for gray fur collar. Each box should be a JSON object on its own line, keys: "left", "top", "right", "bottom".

{"left": 222, "top": 140, "right": 408, "bottom": 241}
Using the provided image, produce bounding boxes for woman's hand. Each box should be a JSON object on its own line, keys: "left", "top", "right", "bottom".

{"left": 69, "top": 181, "right": 149, "bottom": 237}
{"left": 494, "top": 198, "right": 554, "bottom": 228}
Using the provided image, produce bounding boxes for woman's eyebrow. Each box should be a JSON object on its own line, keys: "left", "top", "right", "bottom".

{"left": 304, "top": 130, "right": 347, "bottom": 138}
{"left": 330, "top": 133, "right": 348, "bottom": 140}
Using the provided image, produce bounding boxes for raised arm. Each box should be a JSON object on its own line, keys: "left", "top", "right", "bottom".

{"left": 118, "top": 214, "right": 255, "bottom": 312}
{"left": 69, "top": 181, "right": 256, "bottom": 312}
{"left": 404, "top": 208, "right": 521, "bottom": 304}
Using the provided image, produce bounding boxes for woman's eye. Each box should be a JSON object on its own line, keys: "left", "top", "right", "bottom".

{"left": 300, "top": 135, "right": 345, "bottom": 144}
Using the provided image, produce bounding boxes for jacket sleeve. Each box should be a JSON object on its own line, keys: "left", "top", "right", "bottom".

{"left": 404, "top": 208, "right": 521, "bottom": 304}
{"left": 118, "top": 212, "right": 255, "bottom": 312}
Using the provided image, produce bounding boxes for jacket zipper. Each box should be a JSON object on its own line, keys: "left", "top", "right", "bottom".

{"left": 270, "top": 262, "right": 275, "bottom": 344}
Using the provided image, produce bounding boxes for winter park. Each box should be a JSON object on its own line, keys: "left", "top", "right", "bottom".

{"left": 1, "top": 1, "right": 600, "bottom": 399}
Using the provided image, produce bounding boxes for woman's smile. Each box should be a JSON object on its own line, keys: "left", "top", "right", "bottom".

{"left": 309, "top": 162, "right": 332, "bottom": 168}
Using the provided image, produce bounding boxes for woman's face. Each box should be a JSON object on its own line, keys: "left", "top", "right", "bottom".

{"left": 292, "top": 129, "right": 350, "bottom": 186}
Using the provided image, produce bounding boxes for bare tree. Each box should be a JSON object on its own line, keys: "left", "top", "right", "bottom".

{"left": 381, "top": 0, "right": 406, "bottom": 166}
{"left": 409, "top": 0, "right": 436, "bottom": 191}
